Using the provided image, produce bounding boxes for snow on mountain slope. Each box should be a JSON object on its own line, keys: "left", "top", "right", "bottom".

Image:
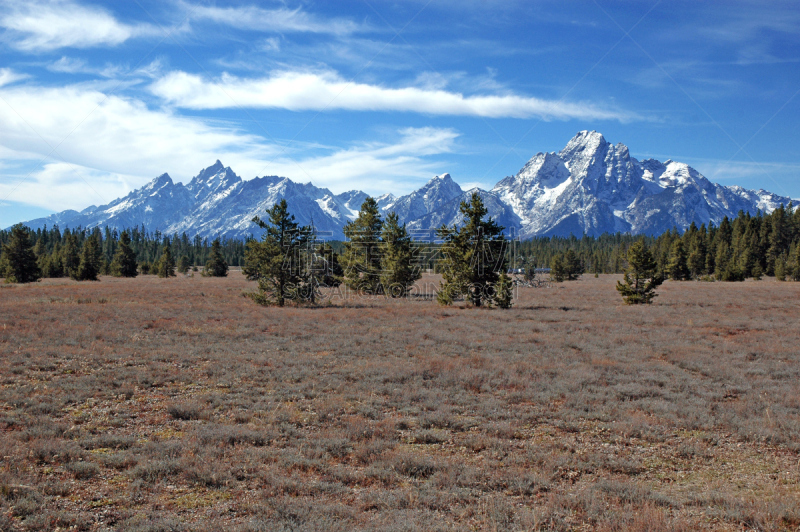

{"left": 492, "top": 131, "right": 793, "bottom": 237}
{"left": 379, "top": 174, "right": 463, "bottom": 225}
{"left": 16, "top": 132, "right": 794, "bottom": 240}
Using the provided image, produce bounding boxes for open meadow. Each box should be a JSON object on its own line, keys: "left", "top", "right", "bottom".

{"left": 1, "top": 273, "right": 799, "bottom": 531}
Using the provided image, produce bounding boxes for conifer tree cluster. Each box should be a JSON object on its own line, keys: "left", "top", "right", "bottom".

{"left": 156, "top": 245, "right": 176, "bottom": 278}
{"left": 436, "top": 192, "right": 510, "bottom": 307}
{"left": 203, "top": 238, "right": 229, "bottom": 277}
{"left": 243, "top": 199, "right": 314, "bottom": 307}
{"left": 550, "top": 249, "right": 584, "bottom": 282}
{"left": 512, "top": 204, "right": 800, "bottom": 282}
{"left": 0, "top": 224, "right": 247, "bottom": 281}
{"left": 243, "top": 197, "right": 427, "bottom": 306}
{"left": 0, "top": 225, "right": 41, "bottom": 283}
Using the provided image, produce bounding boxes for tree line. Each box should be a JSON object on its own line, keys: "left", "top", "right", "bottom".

{"left": 0, "top": 224, "right": 230, "bottom": 282}
{"left": 516, "top": 203, "right": 800, "bottom": 282}
{"left": 4, "top": 202, "right": 800, "bottom": 292}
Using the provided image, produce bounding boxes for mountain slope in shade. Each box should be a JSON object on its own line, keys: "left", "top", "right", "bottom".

{"left": 16, "top": 131, "right": 794, "bottom": 240}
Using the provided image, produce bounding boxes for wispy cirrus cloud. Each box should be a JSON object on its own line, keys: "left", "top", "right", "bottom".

{"left": 181, "top": 1, "right": 367, "bottom": 36}
{"left": 150, "top": 69, "right": 639, "bottom": 121}
{"left": 0, "top": 0, "right": 159, "bottom": 52}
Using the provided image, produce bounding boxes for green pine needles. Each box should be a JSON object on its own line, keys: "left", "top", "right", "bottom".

{"left": 204, "top": 238, "right": 229, "bottom": 277}
{"left": 244, "top": 199, "right": 309, "bottom": 307}
{"left": 110, "top": 231, "right": 139, "bottom": 278}
{"left": 0, "top": 224, "right": 41, "bottom": 284}
{"left": 616, "top": 240, "right": 664, "bottom": 304}
{"left": 436, "top": 192, "right": 510, "bottom": 307}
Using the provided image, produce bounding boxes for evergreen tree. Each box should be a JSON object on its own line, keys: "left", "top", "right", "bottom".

{"left": 243, "top": 199, "right": 308, "bottom": 307}
{"left": 494, "top": 271, "right": 513, "bottom": 309}
{"left": 177, "top": 255, "right": 190, "bottom": 274}
{"left": 667, "top": 239, "right": 691, "bottom": 280}
{"left": 436, "top": 192, "right": 507, "bottom": 306}
{"left": 380, "top": 212, "right": 421, "bottom": 297}
{"left": 140, "top": 262, "right": 152, "bottom": 275}
{"left": 563, "top": 249, "right": 584, "bottom": 280}
{"left": 110, "top": 231, "right": 138, "bottom": 278}
{"left": 775, "top": 257, "right": 786, "bottom": 281}
{"left": 550, "top": 254, "right": 566, "bottom": 282}
{"left": 156, "top": 245, "right": 176, "bottom": 278}
{"left": 715, "top": 241, "right": 744, "bottom": 281}
{"left": 616, "top": 240, "right": 664, "bottom": 304}
{"left": 789, "top": 245, "right": 800, "bottom": 282}
{"left": 204, "top": 238, "right": 229, "bottom": 277}
{"left": 42, "top": 243, "right": 64, "bottom": 278}
{"left": 75, "top": 233, "right": 102, "bottom": 281}
{"left": 0, "top": 224, "right": 41, "bottom": 283}
{"left": 62, "top": 233, "right": 80, "bottom": 278}
{"left": 341, "top": 197, "right": 383, "bottom": 293}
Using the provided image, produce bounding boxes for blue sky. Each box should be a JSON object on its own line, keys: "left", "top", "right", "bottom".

{"left": 1, "top": 0, "right": 799, "bottom": 227}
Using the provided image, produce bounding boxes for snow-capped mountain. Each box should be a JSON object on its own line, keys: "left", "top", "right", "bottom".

{"left": 378, "top": 173, "right": 463, "bottom": 224}
{"left": 16, "top": 131, "right": 794, "bottom": 240}
{"left": 493, "top": 131, "right": 791, "bottom": 238}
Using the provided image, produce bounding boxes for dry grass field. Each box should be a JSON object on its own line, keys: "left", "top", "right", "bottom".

{"left": 1, "top": 273, "right": 799, "bottom": 531}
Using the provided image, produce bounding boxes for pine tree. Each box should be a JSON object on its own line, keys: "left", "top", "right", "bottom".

{"left": 494, "top": 271, "right": 513, "bottom": 309}
{"left": 550, "top": 254, "right": 566, "bottom": 282}
{"left": 789, "top": 244, "right": 800, "bottom": 282}
{"left": 204, "top": 238, "right": 229, "bottom": 277}
{"left": 62, "top": 233, "right": 80, "bottom": 278}
{"left": 616, "top": 240, "right": 664, "bottom": 304}
{"left": 775, "top": 257, "right": 786, "bottom": 281}
{"left": 33, "top": 239, "right": 48, "bottom": 275}
{"left": 110, "top": 231, "right": 138, "bottom": 278}
{"left": 75, "top": 233, "right": 102, "bottom": 281}
{"left": 666, "top": 239, "right": 691, "bottom": 280}
{"left": 341, "top": 197, "right": 383, "bottom": 293}
{"left": 380, "top": 212, "right": 421, "bottom": 297}
{"left": 563, "top": 249, "right": 584, "bottom": 280}
{"left": 436, "top": 192, "right": 507, "bottom": 307}
{"left": 715, "top": 241, "right": 744, "bottom": 281}
{"left": 177, "top": 255, "right": 190, "bottom": 274}
{"left": 156, "top": 245, "right": 176, "bottom": 278}
{"left": 42, "top": 243, "right": 64, "bottom": 278}
{"left": 0, "top": 224, "right": 41, "bottom": 283}
{"left": 243, "top": 199, "right": 308, "bottom": 307}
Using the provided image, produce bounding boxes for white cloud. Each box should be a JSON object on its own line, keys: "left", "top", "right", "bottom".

{"left": 0, "top": 0, "right": 157, "bottom": 51}
{"left": 182, "top": 2, "right": 364, "bottom": 36}
{"left": 0, "top": 81, "right": 458, "bottom": 211}
{"left": 47, "top": 56, "right": 90, "bottom": 74}
{"left": 0, "top": 68, "right": 27, "bottom": 87}
{"left": 47, "top": 56, "right": 135, "bottom": 79}
{"left": 150, "top": 70, "right": 638, "bottom": 121}
{"left": 261, "top": 127, "right": 459, "bottom": 194}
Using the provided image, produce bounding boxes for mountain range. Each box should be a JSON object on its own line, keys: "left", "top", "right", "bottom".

{"left": 16, "top": 131, "right": 792, "bottom": 240}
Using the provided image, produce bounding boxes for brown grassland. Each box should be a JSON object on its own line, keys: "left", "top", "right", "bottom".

{"left": 0, "top": 273, "right": 799, "bottom": 531}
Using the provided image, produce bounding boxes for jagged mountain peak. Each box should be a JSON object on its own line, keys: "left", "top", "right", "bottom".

{"left": 145, "top": 173, "right": 174, "bottom": 190}
{"left": 428, "top": 172, "right": 452, "bottom": 182}
{"left": 559, "top": 130, "right": 607, "bottom": 162}
{"left": 380, "top": 173, "right": 463, "bottom": 224}
{"left": 185, "top": 161, "right": 241, "bottom": 203}
{"left": 15, "top": 131, "right": 794, "bottom": 240}
{"left": 195, "top": 160, "right": 224, "bottom": 179}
